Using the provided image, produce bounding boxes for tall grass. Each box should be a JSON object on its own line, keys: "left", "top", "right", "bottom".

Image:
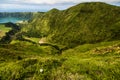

{"left": 0, "top": 40, "right": 120, "bottom": 80}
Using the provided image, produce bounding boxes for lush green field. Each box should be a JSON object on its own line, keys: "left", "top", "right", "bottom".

{"left": 0, "top": 24, "right": 11, "bottom": 39}
{"left": 0, "top": 40, "right": 120, "bottom": 80}
{"left": 0, "top": 2, "right": 120, "bottom": 80}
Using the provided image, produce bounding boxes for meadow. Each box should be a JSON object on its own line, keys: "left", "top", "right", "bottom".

{"left": 0, "top": 40, "right": 120, "bottom": 80}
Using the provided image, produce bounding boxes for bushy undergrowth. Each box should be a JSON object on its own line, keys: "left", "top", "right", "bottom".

{"left": 0, "top": 40, "right": 120, "bottom": 80}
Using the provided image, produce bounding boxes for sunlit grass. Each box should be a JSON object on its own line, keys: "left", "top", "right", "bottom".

{"left": 0, "top": 40, "right": 120, "bottom": 80}
{"left": 23, "top": 36, "right": 40, "bottom": 43}
{"left": 0, "top": 24, "right": 11, "bottom": 39}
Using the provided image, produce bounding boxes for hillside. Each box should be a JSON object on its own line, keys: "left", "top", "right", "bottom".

{"left": 22, "top": 2, "right": 120, "bottom": 48}
{"left": 0, "top": 2, "right": 120, "bottom": 80}
{"left": 0, "top": 40, "right": 120, "bottom": 80}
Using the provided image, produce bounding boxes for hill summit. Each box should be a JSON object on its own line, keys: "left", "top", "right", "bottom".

{"left": 22, "top": 2, "right": 120, "bottom": 48}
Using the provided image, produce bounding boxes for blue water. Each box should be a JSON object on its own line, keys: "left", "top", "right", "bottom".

{"left": 0, "top": 17, "right": 28, "bottom": 23}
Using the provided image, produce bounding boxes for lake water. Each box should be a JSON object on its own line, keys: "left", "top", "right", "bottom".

{"left": 0, "top": 17, "right": 28, "bottom": 23}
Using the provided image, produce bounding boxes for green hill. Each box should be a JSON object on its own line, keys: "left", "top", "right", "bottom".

{"left": 0, "top": 2, "right": 120, "bottom": 80}
{"left": 22, "top": 2, "right": 120, "bottom": 48}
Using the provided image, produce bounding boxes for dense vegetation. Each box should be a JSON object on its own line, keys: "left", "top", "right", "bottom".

{"left": 0, "top": 2, "right": 120, "bottom": 80}
{"left": 0, "top": 40, "right": 120, "bottom": 80}
{"left": 0, "top": 23, "right": 21, "bottom": 44}
{"left": 22, "top": 2, "right": 120, "bottom": 48}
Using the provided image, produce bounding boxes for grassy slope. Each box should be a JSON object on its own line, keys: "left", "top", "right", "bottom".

{"left": 0, "top": 2, "right": 120, "bottom": 80}
{"left": 0, "top": 24, "right": 11, "bottom": 39}
{"left": 22, "top": 2, "right": 120, "bottom": 48}
{"left": 21, "top": 12, "right": 45, "bottom": 37}
{"left": 0, "top": 40, "right": 120, "bottom": 80}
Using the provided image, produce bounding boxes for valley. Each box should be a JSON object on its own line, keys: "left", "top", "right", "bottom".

{"left": 0, "top": 2, "right": 120, "bottom": 80}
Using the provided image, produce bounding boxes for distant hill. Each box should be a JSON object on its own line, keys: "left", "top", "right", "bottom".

{"left": 22, "top": 2, "right": 120, "bottom": 48}
{"left": 0, "top": 3, "right": 120, "bottom": 79}
{"left": 0, "top": 12, "right": 34, "bottom": 20}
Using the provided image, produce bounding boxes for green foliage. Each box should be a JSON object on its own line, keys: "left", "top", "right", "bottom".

{"left": 23, "top": 2, "right": 120, "bottom": 48}
{"left": 0, "top": 40, "right": 64, "bottom": 80}
{"left": 0, "top": 23, "right": 21, "bottom": 44}
{"left": 0, "top": 2, "right": 120, "bottom": 80}
{"left": 22, "top": 12, "right": 46, "bottom": 37}
{"left": 0, "top": 40, "right": 120, "bottom": 80}
{"left": 1, "top": 58, "right": 60, "bottom": 80}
